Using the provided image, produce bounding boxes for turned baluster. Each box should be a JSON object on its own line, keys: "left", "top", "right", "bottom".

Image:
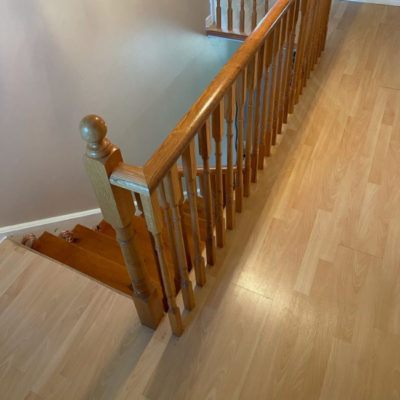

{"left": 318, "top": 0, "right": 331, "bottom": 56}
{"left": 265, "top": 0, "right": 269, "bottom": 13}
{"left": 240, "top": 0, "right": 245, "bottom": 34}
{"left": 267, "top": 27, "right": 279, "bottom": 151}
{"left": 79, "top": 115, "right": 164, "bottom": 329}
{"left": 158, "top": 184, "right": 181, "bottom": 288}
{"left": 312, "top": 0, "right": 322, "bottom": 67}
{"left": 305, "top": 0, "right": 316, "bottom": 77}
{"left": 198, "top": 119, "right": 216, "bottom": 265}
{"left": 236, "top": 67, "right": 247, "bottom": 212}
{"left": 244, "top": 54, "right": 258, "bottom": 197}
{"left": 212, "top": 101, "right": 226, "bottom": 247}
{"left": 311, "top": 0, "right": 320, "bottom": 71}
{"left": 177, "top": 175, "right": 193, "bottom": 271}
{"left": 289, "top": 0, "right": 308, "bottom": 112}
{"left": 258, "top": 34, "right": 273, "bottom": 167}
{"left": 300, "top": 0, "right": 313, "bottom": 95}
{"left": 182, "top": 141, "right": 206, "bottom": 286}
{"left": 271, "top": 19, "right": 284, "bottom": 146}
{"left": 141, "top": 191, "right": 183, "bottom": 336}
{"left": 228, "top": 0, "right": 233, "bottom": 31}
{"left": 224, "top": 84, "right": 236, "bottom": 229}
{"left": 318, "top": 0, "right": 329, "bottom": 56}
{"left": 252, "top": 0, "right": 258, "bottom": 30}
{"left": 251, "top": 44, "right": 267, "bottom": 183}
{"left": 277, "top": 10, "right": 290, "bottom": 135}
{"left": 283, "top": 0, "right": 300, "bottom": 123}
{"left": 273, "top": 14, "right": 286, "bottom": 141}
{"left": 216, "top": 0, "right": 222, "bottom": 29}
{"left": 321, "top": 0, "right": 332, "bottom": 53}
{"left": 163, "top": 165, "right": 195, "bottom": 311}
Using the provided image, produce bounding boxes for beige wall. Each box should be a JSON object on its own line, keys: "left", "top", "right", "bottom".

{"left": 0, "top": 0, "right": 240, "bottom": 227}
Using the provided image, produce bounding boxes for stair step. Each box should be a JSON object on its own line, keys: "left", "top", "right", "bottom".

{"left": 32, "top": 232, "right": 133, "bottom": 296}
{"left": 72, "top": 224, "right": 124, "bottom": 265}
{"left": 96, "top": 218, "right": 176, "bottom": 292}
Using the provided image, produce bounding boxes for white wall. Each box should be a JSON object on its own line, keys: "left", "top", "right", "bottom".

{"left": 0, "top": 0, "right": 240, "bottom": 227}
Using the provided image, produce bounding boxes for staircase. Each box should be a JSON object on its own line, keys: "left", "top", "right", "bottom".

{"left": 32, "top": 204, "right": 207, "bottom": 309}
{"left": 31, "top": 0, "right": 332, "bottom": 336}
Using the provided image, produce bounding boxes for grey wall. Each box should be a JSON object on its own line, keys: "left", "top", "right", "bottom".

{"left": 0, "top": 0, "right": 240, "bottom": 227}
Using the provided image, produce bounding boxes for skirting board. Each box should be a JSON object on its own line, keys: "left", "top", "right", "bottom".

{"left": 0, "top": 208, "right": 102, "bottom": 243}
{"left": 345, "top": 0, "right": 400, "bottom": 5}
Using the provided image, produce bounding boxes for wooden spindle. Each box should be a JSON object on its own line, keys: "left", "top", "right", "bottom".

{"left": 158, "top": 184, "right": 181, "bottom": 287}
{"left": 300, "top": 0, "right": 313, "bottom": 94}
{"left": 265, "top": 0, "right": 269, "bottom": 13}
{"left": 79, "top": 115, "right": 164, "bottom": 329}
{"left": 224, "top": 84, "right": 236, "bottom": 229}
{"left": 251, "top": 45, "right": 267, "bottom": 183}
{"left": 141, "top": 191, "right": 183, "bottom": 336}
{"left": 182, "top": 141, "right": 206, "bottom": 287}
{"left": 268, "top": 25, "right": 280, "bottom": 150}
{"left": 289, "top": 0, "right": 308, "bottom": 112}
{"left": 240, "top": 0, "right": 245, "bottom": 34}
{"left": 228, "top": 0, "right": 233, "bottom": 31}
{"left": 212, "top": 101, "right": 226, "bottom": 248}
{"left": 311, "top": 0, "right": 320, "bottom": 71}
{"left": 272, "top": 18, "right": 284, "bottom": 145}
{"left": 258, "top": 34, "right": 273, "bottom": 167}
{"left": 277, "top": 10, "right": 290, "bottom": 135}
{"left": 236, "top": 68, "right": 247, "bottom": 213}
{"left": 321, "top": 0, "right": 332, "bottom": 52}
{"left": 273, "top": 14, "right": 286, "bottom": 141}
{"left": 198, "top": 120, "right": 216, "bottom": 265}
{"left": 312, "top": 0, "right": 322, "bottom": 66}
{"left": 177, "top": 175, "right": 193, "bottom": 271}
{"left": 163, "top": 165, "right": 195, "bottom": 311}
{"left": 305, "top": 1, "right": 316, "bottom": 78}
{"left": 252, "top": 0, "right": 258, "bottom": 30}
{"left": 244, "top": 55, "right": 257, "bottom": 197}
{"left": 283, "top": 0, "right": 300, "bottom": 123}
{"left": 216, "top": 0, "right": 222, "bottom": 29}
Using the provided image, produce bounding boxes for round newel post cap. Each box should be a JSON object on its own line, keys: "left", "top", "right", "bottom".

{"left": 80, "top": 114, "right": 112, "bottom": 158}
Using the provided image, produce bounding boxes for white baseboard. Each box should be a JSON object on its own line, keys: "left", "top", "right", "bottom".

{"left": 345, "top": 0, "right": 400, "bottom": 5}
{"left": 0, "top": 208, "right": 102, "bottom": 243}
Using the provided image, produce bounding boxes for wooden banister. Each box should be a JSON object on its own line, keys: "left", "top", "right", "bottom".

{"left": 144, "top": 0, "right": 293, "bottom": 193}
{"left": 80, "top": 0, "right": 333, "bottom": 336}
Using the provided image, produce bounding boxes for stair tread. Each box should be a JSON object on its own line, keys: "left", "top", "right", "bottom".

{"left": 72, "top": 224, "right": 124, "bottom": 265}
{"left": 32, "top": 232, "right": 133, "bottom": 296}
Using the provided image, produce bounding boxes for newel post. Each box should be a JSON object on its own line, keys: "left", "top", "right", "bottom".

{"left": 79, "top": 115, "right": 164, "bottom": 329}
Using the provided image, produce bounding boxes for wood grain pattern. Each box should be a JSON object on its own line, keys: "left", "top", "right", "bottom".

{"left": 2, "top": 2, "right": 400, "bottom": 398}
{"left": 198, "top": 119, "right": 217, "bottom": 266}
{"left": 143, "top": 0, "right": 294, "bottom": 192}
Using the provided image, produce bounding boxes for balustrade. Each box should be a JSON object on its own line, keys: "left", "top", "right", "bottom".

{"left": 81, "top": 0, "right": 333, "bottom": 336}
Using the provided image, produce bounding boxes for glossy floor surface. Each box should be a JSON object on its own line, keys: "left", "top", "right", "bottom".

{"left": 1, "top": 1, "right": 400, "bottom": 398}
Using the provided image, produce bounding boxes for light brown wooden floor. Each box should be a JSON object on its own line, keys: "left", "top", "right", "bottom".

{"left": 1, "top": 1, "right": 400, "bottom": 399}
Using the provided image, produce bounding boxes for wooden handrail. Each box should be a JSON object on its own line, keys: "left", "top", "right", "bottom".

{"left": 143, "top": 0, "right": 292, "bottom": 192}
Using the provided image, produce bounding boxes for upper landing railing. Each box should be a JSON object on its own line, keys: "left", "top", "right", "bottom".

{"left": 80, "top": 0, "right": 332, "bottom": 336}
{"left": 207, "top": 0, "right": 276, "bottom": 39}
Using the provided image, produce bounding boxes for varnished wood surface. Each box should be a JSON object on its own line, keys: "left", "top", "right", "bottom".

{"left": 115, "top": 2, "right": 400, "bottom": 398}
{"left": 2, "top": 1, "right": 400, "bottom": 398}
{"left": 143, "top": 0, "right": 293, "bottom": 192}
